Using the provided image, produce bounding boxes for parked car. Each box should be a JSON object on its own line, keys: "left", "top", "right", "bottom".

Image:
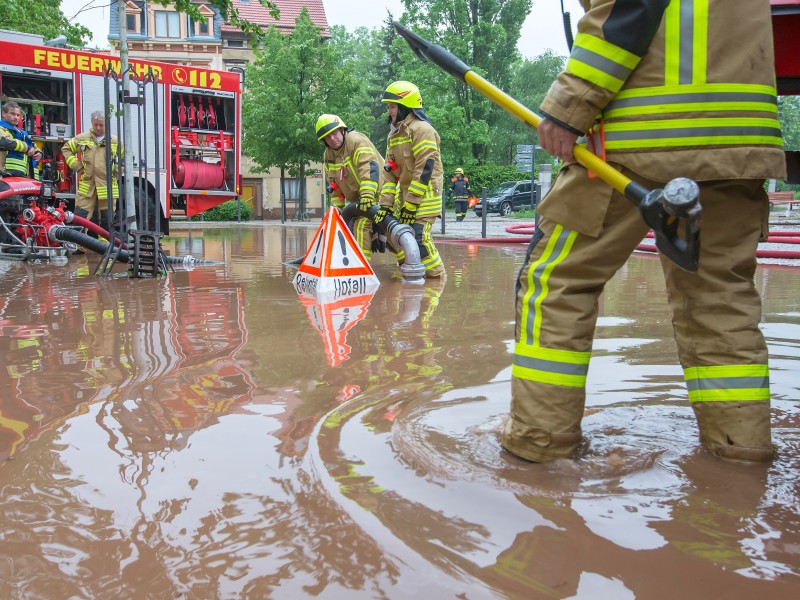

{"left": 473, "top": 180, "right": 538, "bottom": 217}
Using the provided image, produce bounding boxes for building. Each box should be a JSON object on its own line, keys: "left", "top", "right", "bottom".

{"left": 109, "top": 1, "right": 330, "bottom": 220}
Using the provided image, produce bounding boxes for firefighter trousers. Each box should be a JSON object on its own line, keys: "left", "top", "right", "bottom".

{"left": 502, "top": 168, "right": 773, "bottom": 463}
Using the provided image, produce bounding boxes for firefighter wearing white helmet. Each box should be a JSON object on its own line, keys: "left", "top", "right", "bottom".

{"left": 376, "top": 81, "right": 444, "bottom": 278}
{"left": 316, "top": 114, "right": 385, "bottom": 259}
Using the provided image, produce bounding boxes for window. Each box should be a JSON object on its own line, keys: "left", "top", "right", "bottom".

{"left": 189, "top": 4, "right": 215, "bottom": 37}
{"left": 154, "top": 10, "right": 180, "bottom": 38}
{"left": 125, "top": 1, "right": 143, "bottom": 34}
{"left": 227, "top": 39, "right": 245, "bottom": 48}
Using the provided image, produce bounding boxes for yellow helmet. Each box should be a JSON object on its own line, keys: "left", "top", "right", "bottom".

{"left": 455, "top": 168, "right": 464, "bottom": 175}
{"left": 315, "top": 114, "right": 347, "bottom": 141}
{"left": 382, "top": 81, "right": 423, "bottom": 109}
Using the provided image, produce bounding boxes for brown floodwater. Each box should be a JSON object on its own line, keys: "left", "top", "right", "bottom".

{"left": 1, "top": 224, "right": 799, "bottom": 599}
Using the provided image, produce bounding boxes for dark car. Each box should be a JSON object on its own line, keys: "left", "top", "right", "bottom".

{"left": 473, "top": 180, "right": 538, "bottom": 217}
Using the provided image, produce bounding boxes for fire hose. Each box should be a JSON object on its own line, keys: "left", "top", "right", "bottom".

{"left": 48, "top": 226, "right": 219, "bottom": 266}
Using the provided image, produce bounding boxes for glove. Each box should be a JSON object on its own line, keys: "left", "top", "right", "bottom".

{"left": 373, "top": 206, "right": 391, "bottom": 225}
{"left": 371, "top": 231, "right": 387, "bottom": 253}
{"left": 398, "top": 201, "right": 418, "bottom": 225}
{"left": 358, "top": 195, "right": 378, "bottom": 212}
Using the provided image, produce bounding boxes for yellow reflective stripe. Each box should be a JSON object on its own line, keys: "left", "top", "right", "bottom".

{"left": 605, "top": 101, "right": 778, "bottom": 118}
{"left": 416, "top": 194, "right": 441, "bottom": 217}
{"left": 66, "top": 156, "right": 80, "bottom": 169}
{"left": 512, "top": 343, "right": 591, "bottom": 387}
{"left": 332, "top": 197, "right": 345, "bottom": 209}
{"left": 412, "top": 139, "right": 437, "bottom": 155}
{"left": 566, "top": 33, "right": 640, "bottom": 94}
{"left": 5, "top": 157, "right": 27, "bottom": 171}
{"left": 381, "top": 182, "right": 397, "bottom": 194}
{"left": 78, "top": 181, "right": 91, "bottom": 194}
{"left": 388, "top": 135, "right": 412, "bottom": 147}
{"left": 664, "top": 0, "right": 681, "bottom": 85}
{"left": 343, "top": 157, "right": 359, "bottom": 181}
{"left": 408, "top": 180, "right": 426, "bottom": 196}
{"left": 603, "top": 117, "right": 783, "bottom": 149}
{"left": 693, "top": 0, "right": 709, "bottom": 84}
{"left": 684, "top": 364, "right": 769, "bottom": 402}
{"left": 359, "top": 181, "right": 378, "bottom": 193}
{"left": 353, "top": 146, "right": 374, "bottom": 160}
{"left": 519, "top": 225, "right": 578, "bottom": 346}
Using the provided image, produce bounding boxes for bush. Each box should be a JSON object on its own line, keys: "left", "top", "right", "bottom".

{"left": 190, "top": 200, "right": 252, "bottom": 222}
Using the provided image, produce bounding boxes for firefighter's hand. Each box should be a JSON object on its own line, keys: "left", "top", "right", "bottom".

{"left": 371, "top": 231, "right": 387, "bottom": 253}
{"left": 358, "top": 195, "right": 378, "bottom": 213}
{"left": 373, "top": 206, "right": 391, "bottom": 225}
{"left": 539, "top": 118, "right": 579, "bottom": 164}
{"left": 398, "top": 201, "right": 418, "bottom": 225}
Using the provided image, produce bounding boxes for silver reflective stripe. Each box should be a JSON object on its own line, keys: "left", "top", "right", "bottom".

{"left": 571, "top": 46, "right": 633, "bottom": 82}
{"left": 605, "top": 124, "right": 781, "bottom": 141}
{"left": 685, "top": 375, "right": 769, "bottom": 392}
{"left": 606, "top": 91, "right": 777, "bottom": 111}
{"left": 513, "top": 355, "right": 589, "bottom": 377}
{"left": 679, "top": 0, "right": 694, "bottom": 84}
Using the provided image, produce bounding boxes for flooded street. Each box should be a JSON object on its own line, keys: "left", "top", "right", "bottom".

{"left": 1, "top": 223, "right": 799, "bottom": 599}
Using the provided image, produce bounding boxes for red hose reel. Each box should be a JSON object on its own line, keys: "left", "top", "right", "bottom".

{"left": 172, "top": 126, "right": 227, "bottom": 190}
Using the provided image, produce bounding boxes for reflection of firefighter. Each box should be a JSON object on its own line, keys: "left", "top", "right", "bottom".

{"left": 449, "top": 168, "right": 472, "bottom": 222}
{"left": 61, "top": 110, "right": 123, "bottom": 232}
{"left": 316, "top": 114, "right": 383, "bottom": 259}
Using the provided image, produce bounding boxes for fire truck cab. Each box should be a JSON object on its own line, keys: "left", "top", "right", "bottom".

{"left": 0, "top": 33, "right": 242, "bottom": 232}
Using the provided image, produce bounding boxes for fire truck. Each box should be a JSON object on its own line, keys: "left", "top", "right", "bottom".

{"left": 0, "top": 35, "right": 242, "bottom": 232}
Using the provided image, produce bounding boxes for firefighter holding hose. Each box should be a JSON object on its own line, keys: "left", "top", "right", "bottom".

{"left": 316, "top": 114, "right": 385, "bottom": 259}
{"left": 61, "top": 111, "right": 123, "bottom": 233}
{"left": 378, "top": 81, "right": 445, "bottom": 278}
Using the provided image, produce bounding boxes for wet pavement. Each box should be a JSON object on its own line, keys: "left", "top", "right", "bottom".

{"left": 1, "top": 222, "right": 799, "bottom": 598}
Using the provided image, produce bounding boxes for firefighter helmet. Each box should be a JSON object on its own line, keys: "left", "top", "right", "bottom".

{"left": 315, "top": 114, "right": 347, "bottom": 141}
{"left": 455, "top": 168, "right": 464, "bottom": 175}
{"left": 382, "top": 81, "right": 423, "bottom": 109}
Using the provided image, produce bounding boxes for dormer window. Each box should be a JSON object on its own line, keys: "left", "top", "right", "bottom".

{"left": 189, "top": 4, "right": 215, "bottom": 37}
{"left": 125, "top": 1, "right": 143, "bottom": 34}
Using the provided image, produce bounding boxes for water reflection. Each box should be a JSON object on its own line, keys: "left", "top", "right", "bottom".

{"left": 0, "top": 225, "right": 798, "bottom": 598}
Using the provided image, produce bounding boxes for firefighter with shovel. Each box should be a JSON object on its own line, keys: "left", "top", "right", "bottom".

{"left": 395, "top": 0, "right": 786, "bottom": 463}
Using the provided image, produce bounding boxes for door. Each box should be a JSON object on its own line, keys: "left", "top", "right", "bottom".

{"left": 513, "top": 182, "right": 532, "bottom": 210}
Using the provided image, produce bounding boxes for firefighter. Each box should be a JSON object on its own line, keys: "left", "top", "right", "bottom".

{"left": 377, "top": 81, "right": 445, "bottom": 278}
{"left": 315, "top": 114, "right": 383, "bottom": 259}
{"left": 502, "top": 0, "right": 786, "bottom": 464}
{"left": 61, "top": 111, "right": 123, "bottom": 232}
{"left": 449, "top": 167, "right": 472, "bottom": 222}
{"left": 0, "top": 102, "right": 42, "bottom": 177}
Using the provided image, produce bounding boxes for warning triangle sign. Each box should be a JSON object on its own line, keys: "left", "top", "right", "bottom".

{"left": 293, "top": 207, "right": 380, "bottom": 302}
{"left": 299, "top": 292, "right": 375, "bottom": 366}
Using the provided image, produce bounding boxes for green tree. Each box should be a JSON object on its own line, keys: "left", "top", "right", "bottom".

{"left": 400, "top": 0, "right": 534, "bottom": 163}
{"left": 243, "top": 9, "right": 360, "bottom": 212}
{"left": 0, "top": 0, "right": 91, "bottom": 46}
{"left": 779, "top": 96, "right": 800, "bottom": 151}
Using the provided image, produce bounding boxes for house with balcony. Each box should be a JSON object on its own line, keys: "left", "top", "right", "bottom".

{"left": 109, "top": 1, "right": 330, "bottom": 220}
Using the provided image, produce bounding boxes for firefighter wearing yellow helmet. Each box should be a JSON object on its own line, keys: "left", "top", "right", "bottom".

{"left": 450, "top": 167, "right": 472, "bottom": 222}
{"left": 315, "top": 114, "right": 384, "bottom": 259}
{"left": 377, "top": 81, "right": 444, "bottom": 278}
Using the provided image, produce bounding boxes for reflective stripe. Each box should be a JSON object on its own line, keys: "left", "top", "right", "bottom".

{"left": 519, "top": 225, "right": 578, "bottom": 346}
{"left": 381, "top": 182, "right": 397, "bottom": 194}
{"left": 416, "top": 193, "right": 441, "bottom": 217}
{"left": 4, "top": 157, "right": 28, "bottom": 172}
{"left": 388, "top": 135, "right": 412, "bottom": 148}
{"left": 665, "top": 0, "right": 710, "bottom": 85}
{"left": 605, "top": 85, "right": 778, "bottom": 117}
{"left": 353, "top": 146, "right": 373, "bottom": 160}
{"left": 412, "top": 139, "right": 437, "bottom": 156}
{"left": 603, "top": 117, "right": 782, "bottom": 149}
{"left": 566, "top": 32, "right": 641, "bottom": 94}
{"left": 408, "top": 179, "right": 427, "bottom": 196}
{"left": 684, "top": 364, "right": 769, "bottom": 402}
{"left": 66, "top": 155, "right": 80, "bottom": 169}
{"left": 359, "top": 180, "right": 378, "bottom": 194}
{"left": 513, "top": 344, "right": 590, "bottom": 387}
{"left": 78, "top": 181, "right": 91, "bottom": 195}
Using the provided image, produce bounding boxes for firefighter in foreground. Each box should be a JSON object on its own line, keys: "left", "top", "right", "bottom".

{"left": 316, "top": 114, "right": 384, "bottom": 259}
{"left": 0, "top": 101, "right": 42, "bottom": 177}
{"left": 502, "top": 0, "right": 786, "bottom": 463}
{"left": 377, "top": 81, "right": 445, "bottom": 278}
{"left": 450, "top": 168, "right": 472, "bottom": 222}
{"left": 61, "top": 111, "right": 123, "bottom": 233}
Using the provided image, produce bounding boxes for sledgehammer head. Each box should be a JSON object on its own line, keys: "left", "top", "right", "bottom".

{"left": 639, "top": 177, "right": 702, "bottom": 272}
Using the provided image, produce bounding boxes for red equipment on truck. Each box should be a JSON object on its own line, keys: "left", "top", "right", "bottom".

{"left": 0, "top": 36, "right": 243, "bottom": 230}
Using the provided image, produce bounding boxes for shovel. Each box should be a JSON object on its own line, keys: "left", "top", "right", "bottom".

{"left": 393, "top": 22, "right": 701, "bottom": 272}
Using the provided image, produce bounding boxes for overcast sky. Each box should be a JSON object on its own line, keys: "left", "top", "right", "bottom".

{"left": 60, "top": 0, "right": 583, "bottom": 58}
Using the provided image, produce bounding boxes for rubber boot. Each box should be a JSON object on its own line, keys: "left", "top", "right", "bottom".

{"left": 692, "top": 401, "right": 773, "bottom": 462}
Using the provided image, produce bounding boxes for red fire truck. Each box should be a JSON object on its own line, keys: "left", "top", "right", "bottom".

{"left": 0, "top": 36, "right": 242, "bottom": 230}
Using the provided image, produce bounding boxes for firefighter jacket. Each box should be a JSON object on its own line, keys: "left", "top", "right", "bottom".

{"left": 450, "top": 174, "right": 472, "bottom": 199}
{"left": 323, "top": 130, "right": 381, "bottom": 210}
{"left": 0, "top": 119, "right": 34, "bottom": 176}
{"left": 380, "top": 113, "right": 443, "bottom": 219}
{"left": 61, "top": 131, "right": 123, "bottom": 203}
{"left": 539, "top": 0, "right": 786, "bottom": 235}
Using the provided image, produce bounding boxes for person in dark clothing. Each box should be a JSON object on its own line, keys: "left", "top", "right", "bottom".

{"left": 450, "top": 168, "right": 472, "bottom": 222}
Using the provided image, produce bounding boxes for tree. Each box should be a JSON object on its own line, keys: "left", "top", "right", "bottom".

{"left": 243, "top": 9, "right": 360, "bottom": 212}
{"left": 400, "top": 0, "right": 534, "bottom": 163}
{"left": 0, "top": 0, "right": 91, "bottom": 46}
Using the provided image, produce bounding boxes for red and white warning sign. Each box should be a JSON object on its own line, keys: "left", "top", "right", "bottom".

{"left": 292, "top": 207, "right": 380, "bottom": 301}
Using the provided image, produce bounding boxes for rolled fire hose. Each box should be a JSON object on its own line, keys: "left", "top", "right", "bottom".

{"left": 48, "top": 226, "right": 219, "bottom": 266}
{"left": 340, "top": 202, "right": 426, "bottom": 282}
